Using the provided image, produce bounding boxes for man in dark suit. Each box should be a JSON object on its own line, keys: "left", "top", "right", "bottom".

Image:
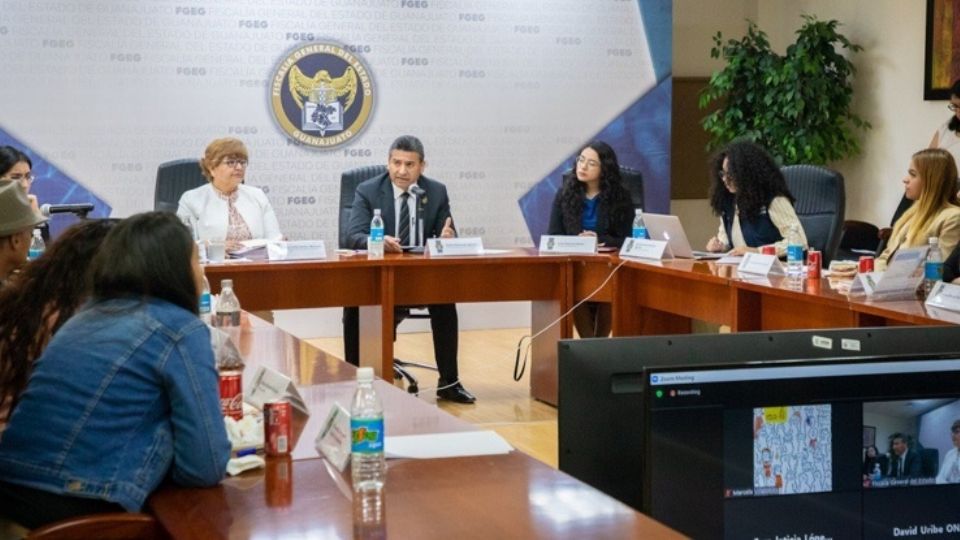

{"left": 888, "top": 433, "right": 922, "bottom": 479}
{"left": 343, "top": 135, "right": 475, "bottom": 404}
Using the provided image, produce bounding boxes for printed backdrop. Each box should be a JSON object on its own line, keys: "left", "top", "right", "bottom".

{"left": 0, "top": 0, "right": 671, "bottom": 247}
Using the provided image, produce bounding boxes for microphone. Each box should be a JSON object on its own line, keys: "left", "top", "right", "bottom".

{"left": 408, "top": 185, "right": 427, "bottom": 246}
{"left": 41, "top": 203, "right": 95, "bottom": 218}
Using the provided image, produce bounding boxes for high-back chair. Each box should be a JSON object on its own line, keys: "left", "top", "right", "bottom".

{"left": 338, "top": 165, "right": 436, "bottom": 393}
{"left": 154, "top": 159, "right": 207, "bottom": 213}
{"left": 781, "top": 164, "right": 846, "bottom": 266}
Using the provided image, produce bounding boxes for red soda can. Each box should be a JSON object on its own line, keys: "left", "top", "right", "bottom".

{"left": 219, "top": 371, "right": 243, "bottom": 420}
{"left": 264, "top": 399, "right": 292, "bottom": 457}
{"left": 858, "top": 256, "right": 874, "bottom": 273}
{"left": 761, "top": 245, "right": 777, "bottom": 256}
{"left": 807, "top": 250, "right": 821, "bottom": 279}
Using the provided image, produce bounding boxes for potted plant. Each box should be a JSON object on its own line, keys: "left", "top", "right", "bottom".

{"left": 699, "top": 15, "right": 871, "bottom": 165}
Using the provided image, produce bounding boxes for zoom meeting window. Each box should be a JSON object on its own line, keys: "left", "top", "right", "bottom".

{"left": 645, "top": 358, "right": 960, "bottom": 540}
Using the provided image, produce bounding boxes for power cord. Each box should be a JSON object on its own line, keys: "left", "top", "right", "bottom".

{"left": 512, "top": 258, "right": 629, "bottom": 381}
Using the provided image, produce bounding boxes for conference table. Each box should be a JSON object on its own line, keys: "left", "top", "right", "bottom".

{"left": 147, "top": 316, "right": 683, "bottom": 538}
{"left": 203, "top": 250, "right": 956, "bottom": 406}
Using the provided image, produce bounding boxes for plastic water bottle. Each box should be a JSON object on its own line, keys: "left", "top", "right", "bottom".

{"left": 368, "top": 209, "right": 385, "bottom": 258}
{"left": 632, "top": 208, "right": 648, "bottom": 239}
{"left": 786, "top": 224, "right": 803, "bottom": 277}
{"left": 872, "top": 462, "right": 882, "bottom": 482}
{"left": 351, "top": 367, "right": 385, "bottom": 493}
{"left": 198, "top": 274, "right": 212, "bottom": 325}
{"left": 215, "top": 278, "right": 241, "bottom": 327}
{"left": 923, "top": 236, "right": 943, "bottom": 298}
{"left": 28, "top": 229, "right": 45, "bottom": 260}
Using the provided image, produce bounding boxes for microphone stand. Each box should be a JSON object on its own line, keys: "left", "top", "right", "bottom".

{"left": 414, "top": 190, "right": 426, "bottom": 247}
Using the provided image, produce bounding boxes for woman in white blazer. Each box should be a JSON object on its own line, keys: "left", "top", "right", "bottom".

{"left": 177, "top": 137, "right": 282, "bottom": 250}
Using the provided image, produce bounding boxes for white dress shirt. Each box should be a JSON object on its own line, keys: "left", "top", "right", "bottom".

{"left": 391, "top": 182, "right": 419, "bottom": 246}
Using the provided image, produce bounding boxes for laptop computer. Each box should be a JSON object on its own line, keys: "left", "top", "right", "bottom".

{"left": 642, "top": 213, "right": 722, "bottom": 260}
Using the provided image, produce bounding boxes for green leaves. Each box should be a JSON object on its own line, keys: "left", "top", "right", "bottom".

{"left": 699, "top": 16, "right": 871, "bottom": 165}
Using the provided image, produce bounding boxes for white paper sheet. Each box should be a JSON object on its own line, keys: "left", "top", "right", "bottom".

{"left": 384, "top": 431, "right": 513, "bottom": 459}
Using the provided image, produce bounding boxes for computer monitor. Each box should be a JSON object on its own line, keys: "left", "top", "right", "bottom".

{"left": 558, "top": 326, "right": 960, "bottom": 511}
{"left": 644, "top": 355, "right": 960, "bottom": 539}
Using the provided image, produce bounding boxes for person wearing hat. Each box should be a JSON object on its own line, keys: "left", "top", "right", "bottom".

{"left": 0, "top": 180, "right": 46, "bottom": 285}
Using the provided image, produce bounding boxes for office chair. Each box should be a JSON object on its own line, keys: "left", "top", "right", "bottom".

{"left": 835, "top": 220, "right": 882, "bottom": 260}
{"left": 154, "top": 158, "right": 207, "bottom": 213}
{"left": 781, "top": 164, "right": 845, "bottom": 266}
{"left": 338, "top": 165, "right": 437, "bottom": 394}
{"left": 26, "top": 513, "right": 166, "bottom": 539}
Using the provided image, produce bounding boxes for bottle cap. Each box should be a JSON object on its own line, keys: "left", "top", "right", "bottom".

{"left": 357, "top": 367, "right": 374, "bottom": 382}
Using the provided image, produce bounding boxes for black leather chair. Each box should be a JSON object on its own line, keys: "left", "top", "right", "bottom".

{"left": 154, "top": 159, "right": 207, "bottom": 213}
{"left": 782, "top": 164, "right": 845, "bottom": 266}
{"left": 338, "top": 165, "right": 436, "bottom": 393}
{"left": 835, "top": 220, "right": 881, "bottom": 260}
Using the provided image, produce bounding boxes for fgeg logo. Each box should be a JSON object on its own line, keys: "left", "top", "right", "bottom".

{"left": 269, "top": 42, "right": 375, "bottom": 150}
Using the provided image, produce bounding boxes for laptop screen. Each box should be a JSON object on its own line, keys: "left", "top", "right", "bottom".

{"left": 644, "top": 356, "right": 960, "bottom": 539}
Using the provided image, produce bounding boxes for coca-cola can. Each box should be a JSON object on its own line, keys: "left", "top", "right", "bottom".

{"left": 264, "top": 400, "right": 292, "bottom": 457}
{"left": 858, "top": 256, "right": 875, "bottom": 274}
{"left": 219, "top": 371, "right": 243, "bottom": 421}
{"left": 807, "top": 250, "right": 821, "bottom": 279}
{"left": 761, "top": 245, "right": 777, "bottom": 256}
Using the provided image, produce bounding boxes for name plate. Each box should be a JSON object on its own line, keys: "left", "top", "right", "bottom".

{"left": 267, "top": 240, "right": 327, "bottom": 261}
{"left": 427, "top": 237, "right": 484, "bottom": 256}
{"left": 926, "top": 281, "right": 960, "bottom": 312}
{"left": 538, "top": 235, "right": 597, "bottom": 254}
{"left": 737, "top": 252, "right": 785, "bottom": 276}
{"left": 315, "top": 403, "right": 351, "bottom": 471}
{"left": 245, "top": 366, "right": 309, "bottom": 416}
{"left": 853, "top": 246, "right": 927, "bottom": 301}
{"left": 619, "top": 237, "right": 672, "bottom": 260}
{"left": 848, "top": 271, "right": 878, "bottom": 296}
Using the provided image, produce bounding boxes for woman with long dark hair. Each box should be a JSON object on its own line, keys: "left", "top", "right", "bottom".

{"left": 0, "top": 212, "right": 230, "bottom": 530}
{"left": 0, "top": 146, "right": 38, "bottom": 213}
{"left": 705, "top": 140, "right": 807, "bottom": 256}
{"left": 0, "top": 219, "right": 116, "bottom": 423}
{"left": 548, "top": 140, "right": 632, "bottom": 337}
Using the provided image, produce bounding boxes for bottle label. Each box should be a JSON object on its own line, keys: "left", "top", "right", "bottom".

{"left": 351, "top": 417, "right": 384, "bottom": 453}
{"left": 633, "top": 226, "right": 648, "bottom": 240}
{"left": 370, "top": 227, "right": 384, "bottom": 242}
{"left": 199, "top": 292, "right": 212, "bottom": 313}
{"left": 28, "top": 249, "right": 42, "bottom": 260}
{"left": 787, "top": 245, "right": 803, "bottom": 262}
{"left": 925, "top": 261, "right": 944, "bottom": 280}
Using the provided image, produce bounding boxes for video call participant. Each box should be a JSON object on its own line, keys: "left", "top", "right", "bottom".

{"left": 547, "top": 140, "right": 632, "bottom": 338}
{"left": 888, "top": 433, "right": 922, "bottom": 479}
{"left": 0, "top": 219, "right": 116, "bottom": 424}
{"left": 877, "top": 148, "right": 960, "bottom": 269}
{"left": 0, "top": 146, "right": 39, "bottom": 213}
{"left": 704, "top": 140, "right": 807, "bottom": 256}
{"left": 343, "top": 135, "right": 474, "bottom": 404}
{"left": 862, "top": 445, "right": 888, "bottom": 480}
{"left": 177, "top": 137, "right": 282, "bottom": 251}
{"left": 935, "top": 419, "right": 960, "bottom": 484}
{"left": 0, "top": 181, "right": 46, "bottom": 286}
{"left": 0, "top": 212, "right": 231, "bottom": 529}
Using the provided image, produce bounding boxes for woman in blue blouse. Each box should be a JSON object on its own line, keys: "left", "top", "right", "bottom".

{"left": 0, "top": 211, "right": 230, "bottom": 529}
{"left": 548, "top": 141, "right": 633, "bottom": 337}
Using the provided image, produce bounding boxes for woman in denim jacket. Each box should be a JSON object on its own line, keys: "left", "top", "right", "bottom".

{"left": 0, "top": 211, "right": 231, "bottom": 529}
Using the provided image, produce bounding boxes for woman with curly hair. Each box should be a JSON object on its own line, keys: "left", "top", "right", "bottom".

{"left": 705, "top": 140, "right": 807, "bottom": 256}
{"left": 0, "top": 218, "right": 116, "bottom": 423}
{"left": 880, "top": 148, "right": 960, "bottom": 270}
{"left": 548, "top": 140, "right": 632, "bottom": 337}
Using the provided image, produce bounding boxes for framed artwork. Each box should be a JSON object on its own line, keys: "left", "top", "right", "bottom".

{"left": 926, "top": 0, "right": 960, "bottom": 99}
{"left": 863, "top": 425, "right": 876, "bottom": 448}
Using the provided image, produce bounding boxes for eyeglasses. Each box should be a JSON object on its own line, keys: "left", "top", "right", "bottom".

{"left": 949, "top": 104, "right": 960, "bottom": 112}
{"left": 2, "top": 173, "right": 34, "bottom": 183}
{"left": 576, "top": 156, "right": 600, "bottom": 169}
{"left": 222, "top": 159, "right": 248, "bottom": 169}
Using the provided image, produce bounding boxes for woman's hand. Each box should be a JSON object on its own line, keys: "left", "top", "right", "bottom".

{"left": 706, "top": 236, "right": 725, "bottom": 252}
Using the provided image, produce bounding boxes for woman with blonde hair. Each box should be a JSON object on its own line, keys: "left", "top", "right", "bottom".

{"left": 176, "top": 137, "right": 282, "bottom": 251}
{"left": 877, "top": 148, "right": 960, "bottom": 268}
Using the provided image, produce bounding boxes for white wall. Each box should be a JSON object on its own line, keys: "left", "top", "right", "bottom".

{"left": 674, "top": 0, "right": 947, "bottom": 241}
